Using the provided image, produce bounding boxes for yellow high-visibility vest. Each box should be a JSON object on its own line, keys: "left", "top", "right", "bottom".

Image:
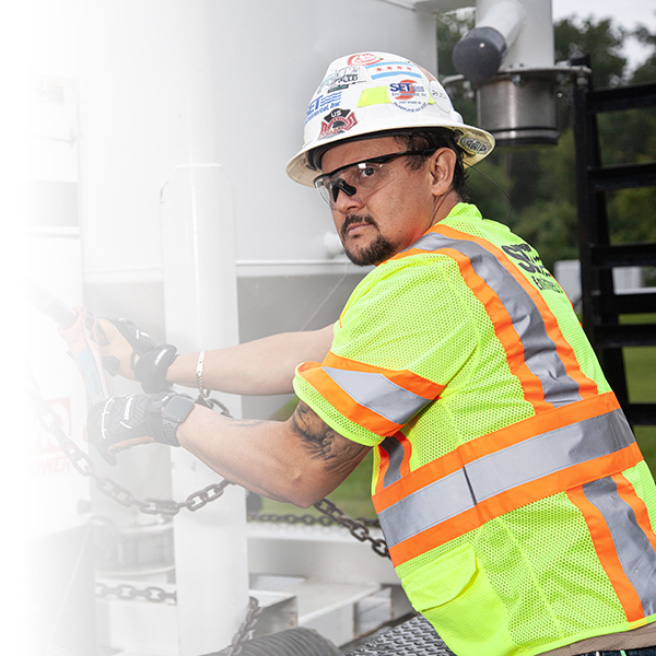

{"left": 294, "top": 203, "right": 656, "bottom": 656}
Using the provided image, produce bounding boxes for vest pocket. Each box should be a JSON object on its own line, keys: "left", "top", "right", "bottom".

{"left": 400, "top": 543, "right": 514, "bottom": 656}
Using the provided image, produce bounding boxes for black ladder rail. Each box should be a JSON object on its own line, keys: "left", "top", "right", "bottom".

{"left": 572, "top": 58, "right": 656, "bottom": 428}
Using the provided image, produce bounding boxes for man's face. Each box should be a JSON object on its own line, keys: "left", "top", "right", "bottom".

{"left": 319, "top": 137, "right": 438, "bottom": 266}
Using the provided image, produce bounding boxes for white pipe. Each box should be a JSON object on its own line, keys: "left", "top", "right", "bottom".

{"left": 161, "top": 163, "right": 249, "bottom": 656}
{"left": 476, "top": 0, "right": 525, "bottom": 50}
{"left": 158, "top": 2, "right": 249, "bottom": 653}
{"left": 478, "top": 0, "right": 554, "bottom": 68}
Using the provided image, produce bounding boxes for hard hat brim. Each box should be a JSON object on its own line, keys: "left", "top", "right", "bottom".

{"left": 286, "top": 123, "right": 495, "bottom": 187}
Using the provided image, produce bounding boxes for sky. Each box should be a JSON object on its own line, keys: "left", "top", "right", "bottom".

{"left": 551, "top": 0, "right": 655, "bottom": 70}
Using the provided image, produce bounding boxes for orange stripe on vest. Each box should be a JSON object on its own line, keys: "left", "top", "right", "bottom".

{"left": 567, "top": 481, "right": 647, "bottom": 622}
{"left": 387, "top": 442, "right": 643, "bottom": 566}
{"left": 374, "top": 392, "right": 621, "bottom": 511}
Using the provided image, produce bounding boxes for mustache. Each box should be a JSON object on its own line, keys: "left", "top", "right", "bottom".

{"left": 340, "top": 214, "right": 376, "bottom": 239}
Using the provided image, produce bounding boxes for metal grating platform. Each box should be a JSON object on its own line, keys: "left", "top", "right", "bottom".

{"left": 342, "top": 615, "right": 455, "bottom": 656}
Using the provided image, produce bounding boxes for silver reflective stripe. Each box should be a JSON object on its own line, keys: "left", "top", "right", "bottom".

{"left": 409, "top": 233, "right": 582, "bottom": 408}
{"left": 467, "top": 408, "right": 633, "bottom": 503}
{"left": 380, "top": 436, "right": 405, "bottom": 487}
{"left": 323, "top": 367, "right": 431, "bottom": 425}
{"left": 583, "top": 477, "right": 656, "bottom": 616}
{"left": 380, "top": 467, "right": 476, "bottom": 547}
{"left": 378, "top": 408, "right": 635, "bottom": 548}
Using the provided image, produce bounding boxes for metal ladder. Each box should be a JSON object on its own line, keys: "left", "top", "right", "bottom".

{"left": 572, "top": 59, "right": 656, "bottom": 428}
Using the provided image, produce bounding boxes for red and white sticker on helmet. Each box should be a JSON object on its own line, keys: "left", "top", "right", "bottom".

{"left": 318, "top": 108, "right": 358, "bottom": 140}
{"left": 347, "top": 53, "right": 383, "bottom": 67}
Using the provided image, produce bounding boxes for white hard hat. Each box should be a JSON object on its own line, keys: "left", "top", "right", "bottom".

{"left": 286, "top": 51, "right": 495, "bottom": 187}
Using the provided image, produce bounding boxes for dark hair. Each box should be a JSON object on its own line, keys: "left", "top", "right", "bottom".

{"left": 394, "top": 128, "right": 470, "bottom": 201}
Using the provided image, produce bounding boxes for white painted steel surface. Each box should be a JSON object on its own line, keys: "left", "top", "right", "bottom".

{"left": 476, "top": 0, "right": 554, "bottom": 69}
{"left": 475, "top": 0, "right": 526, "bottom": 54}
{"left": 26, "top": 0, "right": 451, "bottom": 652}
{"left": 161, "top": 163, "right": 248, "bottom": 655}
{"left": 72, "top": 0, "right": 441, "bottom": 273}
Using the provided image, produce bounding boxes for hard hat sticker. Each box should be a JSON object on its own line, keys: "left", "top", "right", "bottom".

{"left": 459, "top": 135, "right": 492, "bottom": 155}
{"left": 366, "top": 61, "right": 422, "bottom": 81}
{"left": 347, "top": 53, "right": 383, "bottom": 67}
{"left": 319, "top": 66, "right": 367, "bottom": 94}
{"left": 306, "top": 91, "right": 343, "bottom": 124}
{"left": 388, "top": 79, "right": 430, "bottom": 113}
{"left": 357, "top": 86, "right": 390, "bottom": 107}
{"left": 288, "top": 51, "right": 496, "bottom": 186}
{"left": 429, "top": 80, "right": 453, "bottom": 113}
{"left": 318, "top": 108, "right": 358, "bottom": 140}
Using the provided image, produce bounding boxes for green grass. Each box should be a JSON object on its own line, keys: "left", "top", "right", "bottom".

{"left": 621, "top": 314, "right": 656, "bottom": 476}
{"left": 622, "top": 357, "right": 656, "bottom": 476}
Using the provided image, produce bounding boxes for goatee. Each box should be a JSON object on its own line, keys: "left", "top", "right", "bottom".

{"left": 341, "top": 214, "right": 396, "bottom": 266}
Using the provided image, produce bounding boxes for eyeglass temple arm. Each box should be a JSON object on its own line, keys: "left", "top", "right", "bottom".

{"left": 331, "top": 179, "right": 357, "bottom": 203}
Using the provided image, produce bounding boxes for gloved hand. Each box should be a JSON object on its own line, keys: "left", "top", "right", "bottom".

{"left": 85, "top": 392, "right": 196, "bottom": 464}
{"left": 95, "top": 317, "right": 178, "bottom": 393}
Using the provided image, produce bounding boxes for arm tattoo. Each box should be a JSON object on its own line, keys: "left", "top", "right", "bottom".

{"left": 291, "top": 402, "right": 369, "bottom": 475}
{"left": 229, "top": 419, "right": 267, "bottom": 428}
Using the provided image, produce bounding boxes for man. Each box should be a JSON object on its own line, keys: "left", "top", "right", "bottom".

{"left": 89, "top": 52, "right": 656, "bottom": 656}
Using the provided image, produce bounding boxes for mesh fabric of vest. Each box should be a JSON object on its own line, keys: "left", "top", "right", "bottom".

{"left": 293, "top": 203, "right": 656, "bottom": 656}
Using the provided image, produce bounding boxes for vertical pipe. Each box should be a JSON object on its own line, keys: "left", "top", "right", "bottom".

{"left": 161, "top": 164, "right": 249, "bottom": 656}
{"left": 158, "top": 2, "right": 248, "bottom": 652}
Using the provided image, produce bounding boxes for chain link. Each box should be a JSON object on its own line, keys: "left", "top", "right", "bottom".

{"left": 29, "top": 376, "right": 389, "bottom": 656}
{"left": 95, "top": 582, "right": 262, "bottom": 656}
{"left": 95, "top": 581, "right": 177, "bottom": 604}
{"left": 249, "top": 501, "right": 389, "bottom": 559}
{"left": 312, "top": 498, "right": 389, "bottom": 558}
{"left": 29, "top": 386, "right": 232, "bottom": 517}
{"left": 248, "top": 509, "right": 380, "bottom": 529}
{"left": 224, "top": 597, "right": 262, "bottom": 656}
{"left": 248, "top": 511, "right": 335, "bottom": 527}
{"left": 29, "top": 376, "right": 389, "bottom": 557}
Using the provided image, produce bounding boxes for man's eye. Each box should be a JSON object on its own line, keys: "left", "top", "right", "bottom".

{"left": 359, "top": 165, "right": 378, "bottom": 179}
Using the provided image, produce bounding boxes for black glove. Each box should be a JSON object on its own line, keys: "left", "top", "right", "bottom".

{"left": 86, "top": 392, "right": 195, "bottom": 464}
{"left": 105, "top": 318, "right": 178, "bottom": 393}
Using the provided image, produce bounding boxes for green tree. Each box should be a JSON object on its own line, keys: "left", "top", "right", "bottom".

{"left": 436, "top": 10, "right": 474, "bottom": 79}
{"left": 501, "top": 132, "right": 579, "bottom": 271}
{"left": 436, "top": 10, "right": 477, "bottom": 128}
{"left": 467, "top": 152, "right": 514, "bottom": 223}
{"left": 630, "top": 23, "right": 656, "bottom": 83}
{"left": 434, "top": 11, "right": 654, "bottom": 269}
{"left": 554, "top": 16, "right": 628, "bottom": 87}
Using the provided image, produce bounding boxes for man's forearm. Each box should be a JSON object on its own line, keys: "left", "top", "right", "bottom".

{"left": 165, "top": 324, "right": 334, "bottom": 396}
{"left": 176, "top": 400, "right": 370, "bottom": 507}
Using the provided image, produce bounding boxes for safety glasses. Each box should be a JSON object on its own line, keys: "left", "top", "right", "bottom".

{"left": 313, "top": 149, "right": 436, "bottom": 208}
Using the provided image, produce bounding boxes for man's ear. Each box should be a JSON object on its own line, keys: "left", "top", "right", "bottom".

{"left": 429, "top": 148, "right": 457, "bottom": 197}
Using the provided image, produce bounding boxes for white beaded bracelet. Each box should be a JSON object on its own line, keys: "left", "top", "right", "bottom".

{"left": 196, "top": 350, "right": 211, "bottom": 398}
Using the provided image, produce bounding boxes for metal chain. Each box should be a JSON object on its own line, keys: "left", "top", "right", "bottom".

{"left": 248, "top": 506, "right": 389, "bottom": 558}
{"left": 312, "top": 498, "right": 389, "bottom": 558}
{"left": 224, "top": 597, "right": 262, "bottom": 656}
{"left": 28, "top": 376, "right": 388, "bottom": 556}
{"left": 29, "top": 385, "right": 232, "bottom": 516}
{"left": 95, "top": 583, "right": 261, "bottom": 656}
{"left": 248, "top": 511, "right": 334, "bottom": 527}
{"left": 95, "top": 581, "right": 177, "bottom": 604}
{"left": 248, "top": 509, "right": 380, "bottom": 529}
